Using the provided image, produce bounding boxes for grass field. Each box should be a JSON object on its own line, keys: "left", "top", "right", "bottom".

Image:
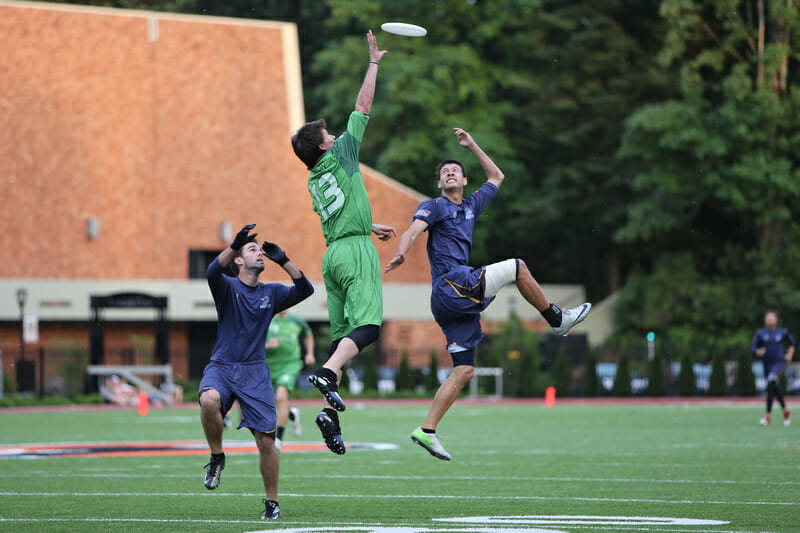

{"left": 0, "top": 400, "right": 798, "bottom": 532}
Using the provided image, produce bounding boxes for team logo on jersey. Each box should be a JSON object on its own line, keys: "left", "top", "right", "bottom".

{"left": 415, "top": 208, "right": 431, "bottom": 218}
{"left": 465, "top": 207, "right": 474, "bottom": 220}
{"left": 259, "top": 296, "right": 271, "bottom": 309}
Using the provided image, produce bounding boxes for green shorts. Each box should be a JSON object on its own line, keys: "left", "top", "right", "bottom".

{"left": 322, "top": 235, "right": 383, "bottom": 340}
{"left": 268, "top": 358, "right": 304, "bottom": 393}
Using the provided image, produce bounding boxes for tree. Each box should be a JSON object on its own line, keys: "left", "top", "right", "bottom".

{"left": 709, "top": 351, "right": 728, "bottom": 396}
{"left": 395, "top": 351, "right": 414, "bottom": 391}
{"left": 733, "top": 350, "right": 757, "bottom": 396}
{"left": 491, "top": 314, "right": 541, "bottom": 397}
{"left": 362, "top": 352, "right": 378, "bottom": 393}
{"left": 676, "top": 353, "right": 696, "bottom": 397}
{"left": 612, "top": 353, "right": 632, "bottom": 396}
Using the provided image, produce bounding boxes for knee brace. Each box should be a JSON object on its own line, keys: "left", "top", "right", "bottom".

{"left": 345, "top": 324, "right": 381, "bottom": 352}
{"left": 450, "top": 347, "right": 476, "bottom": 367}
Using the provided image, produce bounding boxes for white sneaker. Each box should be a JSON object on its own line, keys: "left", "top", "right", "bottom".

{"left": 411, "top": 426, "right": 451, "bottom": 461}
{"left": 275, "top": 438, "right": 282, "bottom": 452}
{"left": 759, "top": 414, "right": 770, "bottom": 426}
{"left": 289, "top": 407, "right": 302, "bottom": 437}
{"left": 552, "top": 303, "right": 592, "bottom": 336}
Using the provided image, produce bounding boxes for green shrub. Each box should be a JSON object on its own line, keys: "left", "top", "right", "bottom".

{"left": 612, "top": 354, "right": 632, "bottom": 396}
{"left": 424, "top": 352, "right": 440, "bottom": 392}
{"left": 362, "top": 351, "right": 378, "bottom": 392}
{"left": 709, "top": 351, "right": 727, "bottom": 396}
{"left": 582, "top": 351, "right": 598, "bottom": 397}
{"left": 395, "top": 352, "right": 414, "bottom": 391}
{"left": 648, "top": 350, "right": 666, "bottom": 396}
{"left": 676, "top": 354, "right": 696, "bottom": 396}
{"left": 552, "top": 352, "right": 572, "bottom": 397}
{"left": 492, "top": 314, "right": 541, "bottom": 397}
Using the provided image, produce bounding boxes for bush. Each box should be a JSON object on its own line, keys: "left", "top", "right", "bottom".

{"left": 648, "top": 350, "right": 666, "bottom": 397}
{"left": 362, "top": 351, "right": 378, "bottom": 392}
{"left": 424, "top": 352, "right": 440, "bottom": 392}
{"left": 552, "top": 352, "right": 572, "bottom": 397}
{"left": 582, "top": 351, "right": 598, "bottom": 397}
{"left": 492, "top": 314, "right": 541, "bottom": 397}
{"left": 395, "top": 352, "right": 414, "bottom": 391}
{"left": 733, "top": 351, "right": 756, "bottom": 396}
{"left": 339, "top": 363, "right": 350, "bottom": 392}
{"left": 676, "top": 354, "right": 696, "bottom": 396}
{"left": 709, "top": 351, "right": 727, "bottom": 396}
{"left": 612, "top": 354, "right": 632, "bottom": 396}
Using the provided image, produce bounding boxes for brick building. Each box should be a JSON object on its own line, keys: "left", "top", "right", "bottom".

{"left": 0, "top": 2, "right": 590, "bottom": 390}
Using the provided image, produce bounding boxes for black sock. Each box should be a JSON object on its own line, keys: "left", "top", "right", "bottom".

{"left": 211, "top": 451, "right": 225, "bottom": 460}
{"left": 276, "top": 427, "right": 284, "bottom": 440}
{"left": 315, "top": 367, "right": 338, "bottom": 384}
{"left": 323, "top": 407, "right": 339, "bottom": 423}
{"left": 288, "top": 409, "right": 296, "bottom": 422}
{"left": 422, "top": 428, "right": 435, "bottom": 434}
{"left": 541, "top": 303, "right": 563, "bottom": 328}
{"left": 774, "top": 385, "right": 786, "bottom": 410}
{"left": 766, "top": 383, "right": 775, "bottom": 413}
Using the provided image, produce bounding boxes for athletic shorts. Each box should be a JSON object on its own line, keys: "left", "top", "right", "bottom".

{"left": 268, "top": 358, "right": 304, "bottom": 393}
{"left": 431, "top": 261, "right": 519, "bottom": 356}
{"left": 199, "top": 361, "right": 276, "bottom": 434}
{"left": 322, "top": 235, "right": 383, "bottom": 340}
{"left": 764, "top": 360, "right": 786, "bottom": 382}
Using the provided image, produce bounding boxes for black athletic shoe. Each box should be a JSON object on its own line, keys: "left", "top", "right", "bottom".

{"left": 315, "top": 411, "right": 346, "bottom": 455}
{"left": 308, "top": 369, "right": 346, "bottom": 411}
{"left": 261, "top": 499, "right": 280, "bottom": 520}
{"left": 203, "top": 452, "right": 225, "bottom": 490}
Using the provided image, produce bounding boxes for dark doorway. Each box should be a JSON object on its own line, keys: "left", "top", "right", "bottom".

{"left": 188, "top": 322, "right": 217, "bottom": 379}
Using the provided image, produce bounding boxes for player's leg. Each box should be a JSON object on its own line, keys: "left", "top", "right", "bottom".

{"left": 274, "top": 385, "right": 290, "bottom": 448}
{"left": 485, "top": 258, "right": 591, "bottom": 336}
{"left": 252, "top": 429, "right": 280, "bottom": 519}
{"left": 198, "top": 364, "right": 234, "bottom": 489}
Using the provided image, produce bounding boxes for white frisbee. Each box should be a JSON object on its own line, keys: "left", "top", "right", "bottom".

{"left": 381, "top": 22, "right": 427, "bottom": 37}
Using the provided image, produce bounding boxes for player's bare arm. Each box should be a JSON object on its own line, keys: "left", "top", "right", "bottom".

{"left": 755, "top": 347, "right": 766, "bottom": 357}
{"left": 454, "top": 128, "right": 504, "bottom": 188}
{"left": 372, "top": 223, "right": 397, "bottom": 241}
{"left": 262, "top": 240, "right": 304, "bottom": 280}
{"left": 385, "top": 219, "right": 429, "bottom": 273}
{"left": 304, "top": 333, "right": 316, "bottom": 366}
{"left": 354, "top": 30, "right": 388, "bottom": 115}
{"left": 786, "top": 345, "right": 795, "bottom": 362}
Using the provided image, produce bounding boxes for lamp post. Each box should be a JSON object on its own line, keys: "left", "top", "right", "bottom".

{"left": 16, "top": 287, "right": 27, "bottom": 361}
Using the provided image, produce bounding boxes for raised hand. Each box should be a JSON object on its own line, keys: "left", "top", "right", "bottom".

{"left": 454, "top": 128, "right": 475, "bottom": 148}
{"left": 231, "top": 224, "right": 257, "bottom": 250}
{"left": 261, "top": 240, "right": 290, "bottom": 266}
{"left": 367, "top": 29, "right": 388, "bottom": 64}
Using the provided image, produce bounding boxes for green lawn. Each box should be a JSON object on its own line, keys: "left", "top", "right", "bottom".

{"left": 0, "top": 402, "right": 797, "bottom": 532}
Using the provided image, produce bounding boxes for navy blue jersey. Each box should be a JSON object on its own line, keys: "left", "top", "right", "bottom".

{"left": 206, "top": 258, "right": 314, "bottom": 363}
{"left": 412, "top": 182, "right": 498, "bottom": 280}
{"left": 751, "top": 327, "right": 796, "bottom": 364}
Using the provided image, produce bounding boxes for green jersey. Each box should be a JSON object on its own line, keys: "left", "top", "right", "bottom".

{"left": 265, "top": 314, "right": 311, "bottom": 363}
{"left": 307, "top": 111, "right": 373, "bottom": 246}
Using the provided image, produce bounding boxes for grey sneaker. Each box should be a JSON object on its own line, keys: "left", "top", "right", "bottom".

{"left": 552, "top": 303, "right": 592, "bottom": 336}
{"left": 411, "top": 426, "right": 451, "bottom": 461}
{"left": 203, "top": 453, "right": 225, "bottom": 490}
{"left": 261, "top": 499, "right": 280, "bottom": 520}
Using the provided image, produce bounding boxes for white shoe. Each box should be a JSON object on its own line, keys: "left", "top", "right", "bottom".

{"left": 275, "top": 437, "right": 282, "bottom": 452}
{"left": 759, "top": 415, "right": 770, "bottom": 426}
{"left": 784, "top": 409, "right": 791, "bottom": 427}
{"left": 289, "top": 407, "right": 302, "bottom": 437}
{"left": 552, "top": 303, "right": 592, "bottom": 336}
{"left": 411, "top": 426, "right": 451, "bottom": 461}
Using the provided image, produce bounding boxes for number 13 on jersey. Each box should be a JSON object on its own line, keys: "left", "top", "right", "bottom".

{"left": 310, "top": 172, "right": 345, "bottom": 221}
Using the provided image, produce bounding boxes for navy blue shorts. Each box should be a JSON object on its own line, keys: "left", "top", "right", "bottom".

{"left": 764, "top": 360, "right": 786, "bottom": 382}
{"left": 199, "top": 361, "right": 277, "bottom": 434}
{"left": 431, "top": 266, "right": 495, "bottom": 354}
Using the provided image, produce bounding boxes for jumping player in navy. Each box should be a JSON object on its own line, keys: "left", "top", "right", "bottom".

{"left": 752, "top": 310, "right": 795, "bottom": 426}
{"left": 385, "top": 128, "right": 591, "bottom": 460}
{"left": 199, "top": 224, "right": 313, "bottom": 519}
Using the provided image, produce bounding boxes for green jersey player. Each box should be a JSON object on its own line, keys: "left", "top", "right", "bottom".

{"left": 291, "top": 30, "right": 395, "bottom": 454}
{"left": 265, "top": 311, "right": 315, "bottom": 450}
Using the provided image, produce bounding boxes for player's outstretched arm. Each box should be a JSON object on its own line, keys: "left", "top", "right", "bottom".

{"left": 262, "top": 240, "right": 305, "bottom": 280}
{"left": 354, "top": 30, "right": 388, "bottom": 115}
{"left": 385, "top": 219, "right": 428, "bottom": 273}
{"left": 454, "top": 128, "right": 504, "bottom": 188}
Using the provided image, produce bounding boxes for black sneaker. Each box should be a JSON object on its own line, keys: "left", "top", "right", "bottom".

{"left": 308, "top": 368, "right": 346, "bottom": 412}
{"left": 315, "top": 411, "right": 346, "bottom": 455}
{"left": 261, "top": 499, "right": 280, "bottom": 520}
{"left": 203, "top": 452, "right": 225, "bottom": 490}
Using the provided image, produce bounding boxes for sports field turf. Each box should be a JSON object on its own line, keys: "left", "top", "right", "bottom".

{"left": 0, "top": 400, "right": 797, "bottom": 532}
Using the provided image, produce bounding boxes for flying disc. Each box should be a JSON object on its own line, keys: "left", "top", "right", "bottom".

{"left": 381, "top": 22, "right": 427, "bottom": 37}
